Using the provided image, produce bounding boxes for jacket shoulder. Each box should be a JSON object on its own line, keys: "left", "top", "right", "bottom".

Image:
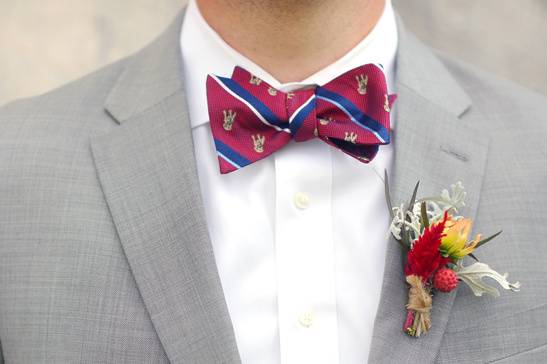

{"left": 438, "top": 52, "right": 547, "bottom": 132}
{"left": 438, "top": 52, "right": 547, "bottom": 180}
{"left": 0, "top": 56, "right": 130, "bottom": 142}
{"left": 0, "top": 56, "right": 131, "bottom": 205}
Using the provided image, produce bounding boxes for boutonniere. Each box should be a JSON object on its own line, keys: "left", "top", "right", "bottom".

{"left": 384, "top": 172, "right": 521, "bottom": 337}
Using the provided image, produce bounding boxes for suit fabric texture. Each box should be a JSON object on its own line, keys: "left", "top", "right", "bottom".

{"left": 1, "top": 8, "right": 547, "bottom": 364}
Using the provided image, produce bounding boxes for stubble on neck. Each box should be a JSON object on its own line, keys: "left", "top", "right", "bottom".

{"left": 197, "top": 0, "right": 385, "bottom": 83}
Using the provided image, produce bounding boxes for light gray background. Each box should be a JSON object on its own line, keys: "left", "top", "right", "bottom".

{"left": 1, "top": 0, "right": 546, "bottom": 106}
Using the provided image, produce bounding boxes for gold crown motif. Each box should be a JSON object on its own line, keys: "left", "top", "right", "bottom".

{"left": 222, "top": 109, "right": 237, "bottom": 131}
{"left": 319, "top": 117, "right": 333, "bottom": 125}
{"left": 249, "top": 75, "right": 262, "bottom": 85}
{"left": 356, "top": 74, "right": 368, "bottom": 95}
{"left": 384, "top": 94, "right": 391, "bottom": 113}
{"left": 344, "top": 131, "right": 358, "bottom": 144}
{"left": 251, "top": 134, "right": 266, "bottom": 153}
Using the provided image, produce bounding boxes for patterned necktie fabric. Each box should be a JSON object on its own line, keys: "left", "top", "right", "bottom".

{"left": 206, "top": 65, "right": 396, "bottom": 174}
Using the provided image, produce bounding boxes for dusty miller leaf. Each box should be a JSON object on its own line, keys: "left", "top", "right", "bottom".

{"left": 455, "top": 261, "right": 521, "bottom": 297}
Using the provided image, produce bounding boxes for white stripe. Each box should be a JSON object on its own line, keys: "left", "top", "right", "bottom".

{"left": 211, "top": 75, "right": 290, "bottom": 134}
{"left": 288, "top": 95, "right": 316, "bottom": 123}
{"left": 316, "top": 95, "right": 386, "bottom": 143}
{"left": 217, "top": 151, "right": 242, "bottom": 169}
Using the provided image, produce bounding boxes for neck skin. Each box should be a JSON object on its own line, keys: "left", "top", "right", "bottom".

{"left": 196, "top": 0, "right": 386, "bottom": 83}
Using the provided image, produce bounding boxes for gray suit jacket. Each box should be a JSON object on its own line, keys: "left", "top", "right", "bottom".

{"left": 1, "top": 8, "right": 546, "bottom": 364}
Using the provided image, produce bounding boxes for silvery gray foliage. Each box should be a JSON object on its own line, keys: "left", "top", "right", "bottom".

{"left": 389, "top": 182, "right": 466, "bottom": 245}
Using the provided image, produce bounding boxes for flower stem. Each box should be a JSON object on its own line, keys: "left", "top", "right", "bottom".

{"left": 403, "top": 309, "right": 416, "bottom": 336}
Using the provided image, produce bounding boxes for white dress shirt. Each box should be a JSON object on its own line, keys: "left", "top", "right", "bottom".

{"left": 180, "top": 1, "right": 398, "bottom": 363}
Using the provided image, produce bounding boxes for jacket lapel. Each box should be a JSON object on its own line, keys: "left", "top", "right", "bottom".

{"left": 367, "top": 17, "right": 490, "bottom": 363}
{"left": 90, "top": 10, "right": 241, "bottom": 364}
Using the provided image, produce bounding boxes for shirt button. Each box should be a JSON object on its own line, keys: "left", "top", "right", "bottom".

{"left": 297, "top": 311, "right": 315, "bottom": 328}
{"left": 293, "top": 192, "right": 310, "bottom": 210}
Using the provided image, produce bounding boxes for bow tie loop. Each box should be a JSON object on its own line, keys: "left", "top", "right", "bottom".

{"left": 206, "top": 65, "right": 396, "bottom": 174}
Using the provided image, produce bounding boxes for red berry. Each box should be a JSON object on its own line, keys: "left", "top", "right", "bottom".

{"left": 433, "top": 268, "right": 459, "bottom": 292}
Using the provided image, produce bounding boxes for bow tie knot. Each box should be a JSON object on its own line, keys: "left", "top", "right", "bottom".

{"left": 206, "top": 65, "right": 396, "bottom": 174}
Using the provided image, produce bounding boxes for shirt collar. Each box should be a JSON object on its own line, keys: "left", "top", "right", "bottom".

{"left": 180, "top": 0, "right": 398, "bottom": 129}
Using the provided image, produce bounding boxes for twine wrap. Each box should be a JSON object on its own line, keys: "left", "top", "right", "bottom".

{"left": 405, "top": 274, "right": 432, "bottom": 337}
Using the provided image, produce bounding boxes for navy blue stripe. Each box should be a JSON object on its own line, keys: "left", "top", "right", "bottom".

{"left": 315, "top": 87, "right": 390, "bottom": 143}
{"left": 217, "top": 77, "right": 286, "bottom": 128}
{"left": 289, "top": 97, "right": 316, "bottom": 135}
{"left": 329, "top": 138, "right": 379, "bottom": 159}
{"left": 214, "top": 139, "right": 251, "bottom": 167}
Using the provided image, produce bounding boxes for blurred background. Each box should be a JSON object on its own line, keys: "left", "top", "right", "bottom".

{"left": 1, "top": 0, "right": 546, "bottom": 106}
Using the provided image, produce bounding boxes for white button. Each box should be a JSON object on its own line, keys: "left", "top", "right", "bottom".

{"left": 293, "top": 192, "right": 310, "bottom": 210}
{"left": 297, "top": 311, "right": 315, "bottom": 328}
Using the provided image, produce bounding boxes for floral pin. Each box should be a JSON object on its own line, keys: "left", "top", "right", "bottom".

{"left": 384, "top": 172, "right": 521, "bottom": 337}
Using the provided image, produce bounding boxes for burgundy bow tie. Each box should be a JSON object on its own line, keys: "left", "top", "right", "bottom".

{"left": 206, "top": 65, "right": 396, "bottom": 174}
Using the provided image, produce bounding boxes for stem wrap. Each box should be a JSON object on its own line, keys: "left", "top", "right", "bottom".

{"left": 405, "top": 274, "right": 432, "bottom": 337}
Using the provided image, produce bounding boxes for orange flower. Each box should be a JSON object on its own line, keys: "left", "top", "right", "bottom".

{"left": 440, "top": 217, "right": 481, "bottom": 261}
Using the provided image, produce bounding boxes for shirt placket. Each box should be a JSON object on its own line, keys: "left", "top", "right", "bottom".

{"left": 274, "top": 130, "right": 339, "bottom": 363}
